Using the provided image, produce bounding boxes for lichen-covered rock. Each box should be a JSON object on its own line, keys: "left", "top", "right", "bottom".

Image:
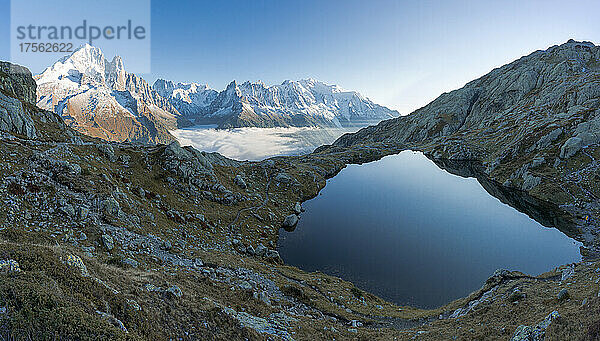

{"left": 64, "top": 254, "right": 89, "bottom": 277}
{"left": 0, "top": 259, "right": 21, "bottom": 273}
{"left": 511, "top": 311, "right": 560, "bottom": 341}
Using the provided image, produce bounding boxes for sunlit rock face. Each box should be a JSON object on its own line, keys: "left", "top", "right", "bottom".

{"left": 35, "top": 44, "right": 190, "bottom": 144}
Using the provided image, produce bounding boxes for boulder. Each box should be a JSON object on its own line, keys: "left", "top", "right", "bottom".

{"left": 274, "top": 172, "right": 292, "bottom": 184}
{"left": 522, "top": 173, "right": 541, "bottom": 190}
{"left": 101, "top": 197, "right": 120, "bottom": 218}
{"left": 65, "top": 254, "right": 89, "bottom": 277}
{"left": 536, "top": 128, "right": 563, "bottom": 150}
{"left": 282, "top": 214, "right": 298, "bottom": 228}
{"left": 560, "top": 137, "right": 583, "bottom": 159}
{"left": 293, "top": 202, "right": 302, "bottom": 214}
{"left": 101, "top": 234, "right": 114, "bottom": 251}
{"left": 255, "top": 244, "right": 268, "bottom": 257}
{"left": 166, "top": 285, "right": 183, "bottom": 298}
{"left": 511, "top": 311, "right": 560, "bottom": 341}
{"left": 557, "top": 288, "right": 570, "bottom": 300}
{"left": 234, "top": 175, "right": 247, "bottom": 189}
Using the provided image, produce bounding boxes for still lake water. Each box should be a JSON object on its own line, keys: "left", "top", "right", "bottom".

{"left": 278, "top": 151, "right": 582, "bottom": 308}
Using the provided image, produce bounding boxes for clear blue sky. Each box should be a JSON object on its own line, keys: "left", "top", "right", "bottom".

{"left": 1, "top": 0, "right": 599, "bottom": 113}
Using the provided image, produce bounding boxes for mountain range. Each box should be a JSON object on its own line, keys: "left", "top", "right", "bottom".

{"left": 153, "top": 78, "right": 398, "bottom": 129}
{"left": 36, "top": 45, "right": 398, "bottom": 144}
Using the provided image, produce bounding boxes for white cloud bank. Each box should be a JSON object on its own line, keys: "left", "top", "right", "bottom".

{"left": 172, "top": 125, "right": 360, "bottom": 161}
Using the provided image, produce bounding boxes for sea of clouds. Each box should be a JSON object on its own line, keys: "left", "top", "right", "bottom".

{"left": 172, "top": 126, "right": 359, "bottom": 161}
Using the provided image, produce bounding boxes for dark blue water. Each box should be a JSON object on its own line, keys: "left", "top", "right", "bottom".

{"left": 278, "top": 151, "right": 581, "bottom": 308}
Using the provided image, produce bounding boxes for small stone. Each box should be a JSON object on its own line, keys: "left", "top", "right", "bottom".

{"left": 239, "top": 281, "right": 253, "bottom": 291}
{"left": 350, "top": 320, "right": 362, "bottom": 328}
{"left": 65, "top": 254, "right": 89, "bottom": 277}
{"left": 161, "top": 240, "right": 172, "bottom": 251}
{"left": 101, "top": 197, "right": 120, "bottom": 218}
{"left": 78, "top": 207, "right": 90, "bottom": 220}
{"left": 0, "top": 259, "right": 21, "bottom": 273}
{"left": 59, "top": 204, "right": 76, "bottom": 217}
{"left": 96, "top": 310, "right": 127, "bottom": 333}
{"left": 127, "top": 299, "right": 141, "bottom": 311}
{"left": 561, "top": 264, "right": 575, "bottom": 281}
{"left": 557, "top": 288, "right": 570, "bottom": 301}
{"left": 254, "top": 291, "right": 271, "bottom": 306}
{"left": 531, "top": 156, "right": 545, "bottom": 167}
{"left": 123, "top": 257, "right": 138, "bottom": 268}
{"left": 265, "top": 250, "right": 281, "bottom": 262}
{"left": 509, "top": 288, "right": 525, "bottom": 302}
{"left": 255, "top": 243, "right": 268, "bottom": 257}
{"left": 233, "top": 175, "right": 247, "bottom": 189}
{"left": 293, "top": 202, "right": 302, "bottom": 214}
{"left": 101, "top": 234, "right": 114, "bottom": 251}
{"left": 493, "top": 269, "right": 510, "bottom": 277}
{"left": 274, "top": 172, "right": 292, "bottom": 184}
{"left": 166, "top": 285, "right": 183, "bottom": 298}
{"left": 144, "top": 283, "right": 160, "bottom": 292}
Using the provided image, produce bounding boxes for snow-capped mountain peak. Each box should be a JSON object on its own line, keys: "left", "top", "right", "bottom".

{"left": 35, "top": 45, "right": 189, "bottom": 144}
{"left": 156, "top": 77, "right": 399, "bottom": 128}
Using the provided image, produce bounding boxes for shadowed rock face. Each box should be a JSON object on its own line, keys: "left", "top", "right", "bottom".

{"left": 0, "top": 91, "right": 36, "bottom": 138}
{"left": 0, "top": 62, "right": 37, "bottom": 105}
{"left": 0, "top": 62, "right": 65, "bottom": 138}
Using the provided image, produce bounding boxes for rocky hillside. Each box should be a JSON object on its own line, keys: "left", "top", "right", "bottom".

{"left": 154, "top": 78, "right": 399, "bottom": 129}
{"left": 36, "top": 44, "right": 191, "bottom": 145}
{"left": 1, "top": 40, "right": 600, "bottom": 340}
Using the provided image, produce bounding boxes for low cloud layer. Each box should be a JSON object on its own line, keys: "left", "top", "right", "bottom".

{"left": 172, "top": 126, "right": 359, "bottom": 161}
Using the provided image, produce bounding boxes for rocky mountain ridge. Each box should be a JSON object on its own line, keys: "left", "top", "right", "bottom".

{"left": 35, "top": 44, "right": 191, "bottom": 145}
